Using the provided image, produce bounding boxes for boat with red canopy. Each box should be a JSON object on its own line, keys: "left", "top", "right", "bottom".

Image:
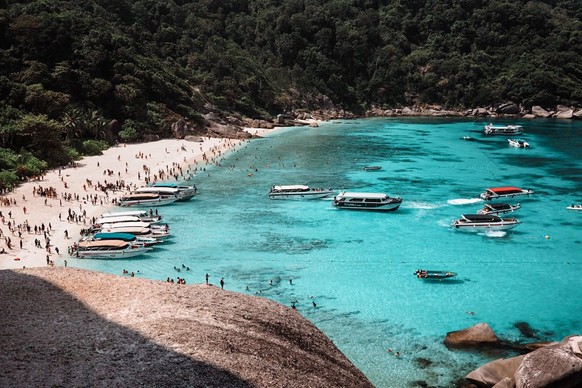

{"left": 480, "top": 187, "right": 533, "bottom": 201}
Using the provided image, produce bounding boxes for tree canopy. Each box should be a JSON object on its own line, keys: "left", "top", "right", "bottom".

{"left": 0, "top": 0, "right": 580, "bottom": 187}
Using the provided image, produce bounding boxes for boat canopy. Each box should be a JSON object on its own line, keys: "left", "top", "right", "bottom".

{"left": 486, "top": 187, "right": 525, "bottom": 194}
{"left": 485, "top": 203, "right": 513, "bottom": 210}
{"left": 101, "top": 227, "right": 152, "bottom": 235}
{"left": 461, "top": 214, "right": 502, "bottom": 222}
{"left": 78, "top": 240, "right": 129, "bottom": 248}
{"left": 336, "top": 192, "right": 388, "bottom": 199}
{"left": 134, "top": 186, "right": 180, "bottom": 195}
{"left": 101, "top": 210, "right": 149, "bottom": 218}
{"left": 272, "top": 185, "right": 310, "bottom": 191}
{"left": 122, "top": 193, "right": 160, "bottom": 200}
{"left": 93, "top": 232, "right": 137, "bottom": 241}
{"left": 95, "top": 215, "right": 141, "bottom": 224}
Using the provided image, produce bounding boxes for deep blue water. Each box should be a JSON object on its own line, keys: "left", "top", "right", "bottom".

{"left": 74, "top": 118, "right": 582, "bottom": 387}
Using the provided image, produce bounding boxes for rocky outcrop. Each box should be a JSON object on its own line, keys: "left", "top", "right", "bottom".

{"left": 466, "top": 356, "right": 524, "bottom": 387}
{"left": 496, "top": 102, "right": 520, "bottom": 115}
{"left": 531, "top": 106, "right": 551, "bottom": 118}
{"left": 514, "top": 335, "right": 582, "bottom": 388}
{"left": 0, "top": 268, "right": 373, "bottom": 387}
{"left": 444, "top": 323, "right": 500, "bottom": 348}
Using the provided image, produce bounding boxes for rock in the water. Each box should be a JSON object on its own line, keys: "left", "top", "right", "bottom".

{"left": 515, "top": 335, "right": 582, "bottom": 388}
{"left": 444, "top": 323, "right": 499, "bottom": 348}
{"left": 493, "top": 377, "right": 515, "bottom": 388}
{"left": 531, "top": 106, "right": 551, "bottom": 118}
{"left": 466, "top": 356, "right": 524, "bottom": 386}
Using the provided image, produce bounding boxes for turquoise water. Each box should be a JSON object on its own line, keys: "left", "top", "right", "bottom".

{"left": 74, "top": 118, "right": 582, "bottom": 387}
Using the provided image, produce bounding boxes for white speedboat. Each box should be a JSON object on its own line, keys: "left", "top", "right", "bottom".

{"left": 566, "top": 204, "right": 582, "bottom": 211}
{"left": 484, "top": 124, "right": 524, "bottom": 135}
{"left": 119, "top": 193, "right": 178, "bottom": 207}
{"left": 508, "top": 138, "right": 530, "bottom": 148}
{"left": 89, "top": 232, "right": 160, "bottom": 247}
{"left": 332, "top": 192, "right": 402, "bottom": 211}
{"left": 74, "top": 240, "right": 151, "bottom": 259}
{"left": 477, "top": 203, "right": 521, "bottom": 215}
{"left": 452, "top": 214, "right": 520, "bottom": 231}
{"left": 480, "top": 186, "right": 533, "bottom": 201}
{"left": 267, "top": 185, "right": 334, "bottom": 200}
{"left": 136, "top": 183, "right": 197, "bottom": 201}
{"left": 100, "top": 210, "right": 162, "bottom": 223}
{"left": 98, "top": 226, "right": 171, "bottom": 240}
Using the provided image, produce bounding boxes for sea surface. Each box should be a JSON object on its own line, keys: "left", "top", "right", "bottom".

{"left": 74, "top": 118, "right": 582, "bottom": 387}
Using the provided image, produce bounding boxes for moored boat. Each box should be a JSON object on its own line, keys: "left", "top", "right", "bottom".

{"left": 508, "top": 138, "right": 530, "bottom": 148}
{"left": 477, "top": 203, "right": 521, "bottom": 215}
{"left": 97, "top": 226, "right": 171, "bottom": 240}
{"left": 452, "top": 214, "right": 520, "bottom": 231}
{"left": 119, "top": 193, "right": 178, "bottom": 207}
{"left": 100, "top": 210, "right": 162, "bottom": 223}
{"left": 484, "top": 124, "right": 524, "bottom": 136}
{"left": 73, "top": 240, "right": 151, "bottom": 259}
{"left": 363, "top": 166, "right": 382, "bottom": 171}
{"left": 267, "top": 185, "right": 334, "bottom": 200}
{"left": 414, "top": 269, "right": 457, "bottom": 279}
{"left": 566, "top": 204, "right": 582, "bottom": 211}
{"left": 480, "top": 186, "right": 533, "bottom": 201}
{"left": 89, "top": 232, "right": 160, "bottom": 247}
{"left": 137, "top": 183, "right": 197, "bottom": 201}
{"left": 332, "top": 192, "right": 402, "bottom": 211}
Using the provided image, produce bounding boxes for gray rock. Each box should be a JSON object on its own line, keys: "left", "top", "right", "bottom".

{"left": 531, "top": 106, "right": 550, "bottom": 118}
{"left": 555, "top": 109, "right": 573, "bottom": 119}
{"left": 493, "top": 377, "right": 515, "bottom": 388}
{"left": 515, "top": 335, "right": 582, "bottom": 388}
{"left": 573, "top": 109, "right": 582, "bottom": 119}
{"left": 444, "top": 323, "right": 499, "bottom": 348}
{"left": 497, "top": 102, "right": 520, "bottom": 115}
{"left": 170, "top": 118, "right": 189, "bottom": 139}
{"left": 466, "top": 356, "right": 524, "bottom": 387}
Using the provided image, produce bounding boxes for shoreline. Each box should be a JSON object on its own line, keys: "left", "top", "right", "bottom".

{"left": 0, "top": 127, "right": 280, "bottom": 271}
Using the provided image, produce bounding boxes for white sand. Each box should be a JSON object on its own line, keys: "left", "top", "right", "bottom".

{"left": 0, "top": 136, "right": 249, "bottom": 270}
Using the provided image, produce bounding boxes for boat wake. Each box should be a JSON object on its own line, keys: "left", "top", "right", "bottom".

{"left": 406, "top": 201, "right": 444, "bottom": 210}
{"left": 447, "top": 198, "right": 483, "bottom": 205}
{"left": 482, "top": 230, "right": 507, "bottom": 238}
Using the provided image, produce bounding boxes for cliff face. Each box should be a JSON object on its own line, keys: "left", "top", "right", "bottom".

{"left": 0, "top": 268, "right": 372, "bottom": 387}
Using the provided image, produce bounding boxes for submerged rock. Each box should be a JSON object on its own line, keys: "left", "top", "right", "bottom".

{"left": 444, "top": 323, "right": 499, "bottom": 348}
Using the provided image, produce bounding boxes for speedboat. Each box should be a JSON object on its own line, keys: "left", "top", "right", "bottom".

{"left": 100, "top": 210, "right": 162, "bottom": 223}
{"left": 267, "top": 185, "right": 334, "bottom": 200}
{"left": 363, "top": 166, "right": 382, "bottom": 171}
{"left": 146, "top": 182, "right": 197, "bottom": 201}
{"left": 452, "top": 214, "right": 520, "bottom": 231}
{"left": 462, "top": 136, "right": 475, "bottom": 141}
{"left": 477, "top": 203, "right": 521, "bottom": 215}
{"left": 480, "top": 186, "right": 533, "bottom": 201}
{"left": 414, "top": 269, "right": 457, "bottom": 279}
{"left": 89, "top": 232, "right": 160, "bottom": 247}
{"left": 119, "top": 193, "right": 178, "bottom": 207}
{"left": 566, "top": 204, "right": 582, "bottom": 211}
{"left": 332, "top": 192, "right": 402, "bottom": 211}
{"left": 484, "top": 124, "right": 524, "bottom": 135}
{"left": 73, "top": 240, "right": 151, "bottom": 259}
{"left": 508, "top": 138, "right": 530, "bottom": 148}
{"left": 97, "top": 226, "right": 171, "bottom": 240}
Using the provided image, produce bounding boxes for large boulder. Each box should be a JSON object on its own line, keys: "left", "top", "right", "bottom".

{"left": 466, "top": 356, "right": 524, "bottom": 387}
{"left": 444, "top": 323, "right": 499, "bottom": 348}
{"left": 555, "top": 109, "right": 574, "bottom": 119}
{"left": 515, "top": 335, "right": 582, "bottom": 388}
{"left": 531, "top": 106, "right": 551, "bottom": 118}
{"left": 171, "top": 118, "right": 190, "bottom": 139}
{"left": 493, "top": 377, "right": 515, "bottom": 388}
{"left": 573, "top": 109, "right": 582, "bottom": 119}
{"left": 497, "top": 102, "right": 520, "bottom": 115}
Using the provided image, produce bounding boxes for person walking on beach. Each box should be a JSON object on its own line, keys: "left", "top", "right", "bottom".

{"left": 220, "top": 278, "right": 224, "bottom": 289}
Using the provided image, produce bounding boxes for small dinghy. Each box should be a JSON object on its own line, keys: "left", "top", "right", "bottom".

{"left": 363, "top": 165, "right": 382, "bottom": 171}
{"left": 414, "top": 269, "right": 457, "bottom": 279}
{"left": 566, "top": 204, "right": 582, "bottom": 211}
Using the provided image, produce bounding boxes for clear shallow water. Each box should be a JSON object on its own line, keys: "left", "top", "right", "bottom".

{"left": 74, "top": 118, "right": 582, "bottom": 387}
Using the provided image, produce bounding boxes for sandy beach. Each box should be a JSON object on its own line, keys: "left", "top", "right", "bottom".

{"left": 0, "top": 135, "right": 257, "bottom": 270}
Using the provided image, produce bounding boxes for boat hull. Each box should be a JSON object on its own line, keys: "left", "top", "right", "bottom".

{"left": 452, "top": 221, "right": 520, "bottom": 231}
{"left": 119, "top": 197, "right": 178, "bottom": 207}
{"left": 332, "top": 201, "right": 402, "bottom": 211}
{"left": 74, "top": 247, "right": 151, "bottom": 259}
{"left": 268, "top": 191, "right": 334, "bottom": 200}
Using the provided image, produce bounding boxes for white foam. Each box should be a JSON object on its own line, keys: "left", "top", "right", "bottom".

{"left": 406, "top": 201, "right": 444, "bottom": 210}
{"left": 483, "top": 230, "right": 507, "bottom": 238}
{"left": 447, "top": 198, "right": 483, "bottom": 205}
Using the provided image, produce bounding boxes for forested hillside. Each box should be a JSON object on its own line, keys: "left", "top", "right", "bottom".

{"left": 0, "top": 0, "right": 581, "bottom": 188}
